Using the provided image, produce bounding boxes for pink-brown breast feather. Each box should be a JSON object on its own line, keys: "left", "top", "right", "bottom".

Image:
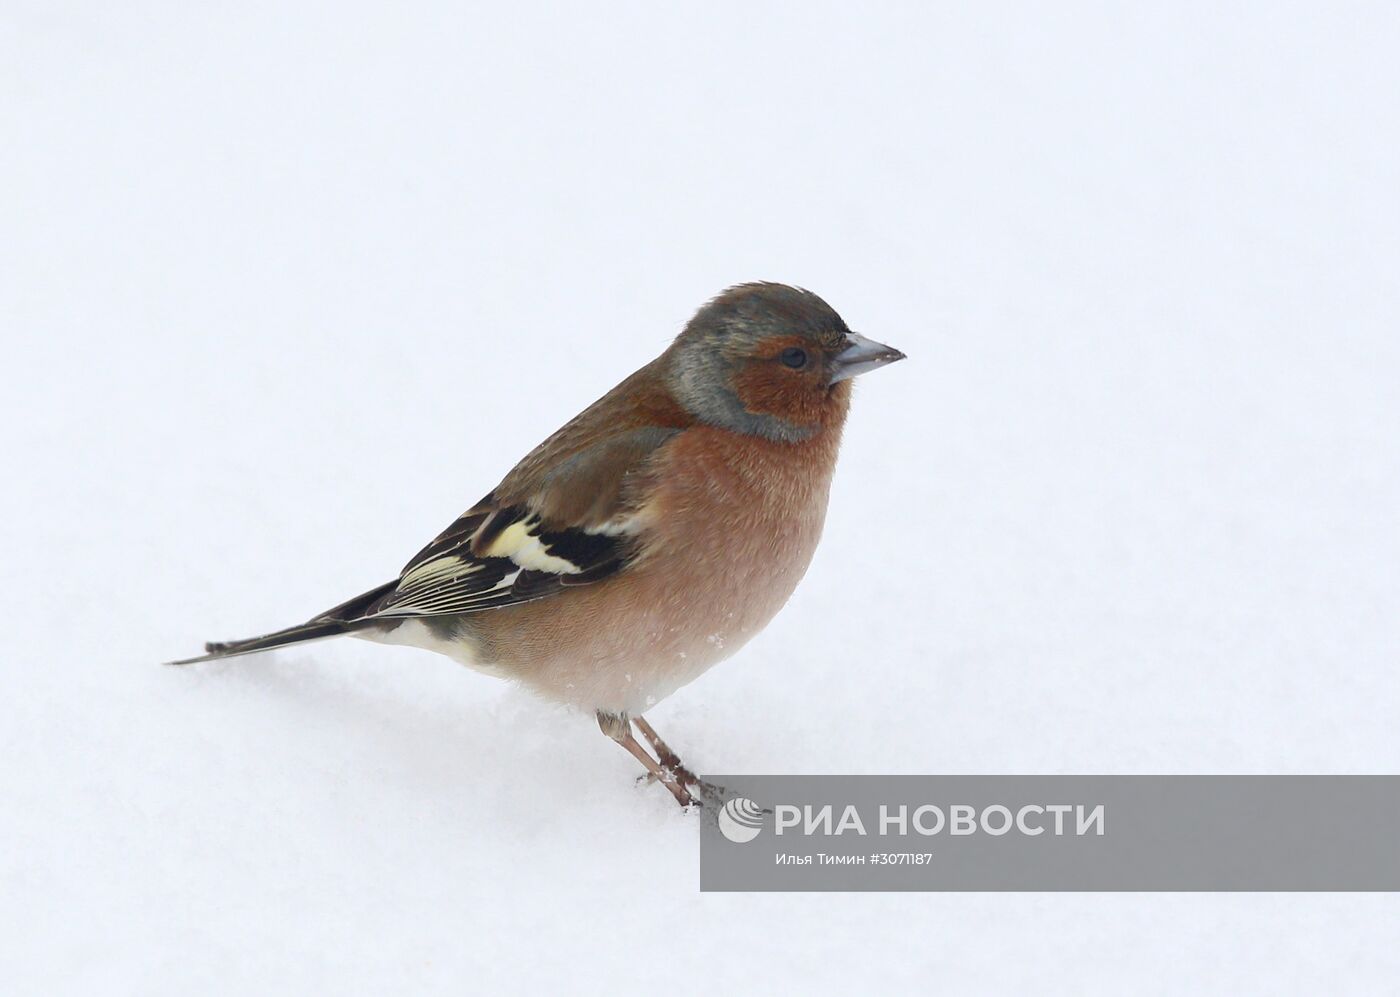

{"left": 465, "top": 383, "right": 852, "bottom": 713}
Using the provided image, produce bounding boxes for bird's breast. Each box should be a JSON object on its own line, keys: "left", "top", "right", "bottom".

{"left": 641, "top": 424, "right": 843, "bottom": 592}
{"left": 463, "top": 423, "right": 847, "bottom": 713}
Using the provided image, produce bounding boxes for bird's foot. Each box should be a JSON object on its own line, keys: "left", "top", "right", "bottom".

{"left": 599, "top": 710, "right": 697, "bottom": 808}
{"left": 635, "top": 767, "right": 726, "bottom": 806}
{"left": 629, "top": 716, "right": 726, "bottom": 804}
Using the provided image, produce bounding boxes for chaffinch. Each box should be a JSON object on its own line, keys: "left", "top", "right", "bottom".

{"left": 172, "top": 283, "right": 905, "bottom": 806}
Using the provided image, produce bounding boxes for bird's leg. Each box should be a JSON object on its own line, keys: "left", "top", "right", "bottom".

{"left": 632, "top": 715, "right": 724, "bottom": 801}
{"left": 632, "top": 715, "right": 686, "bottom": 771}
{"left": 596, "top": 710, "right": 694, "bottom": 808}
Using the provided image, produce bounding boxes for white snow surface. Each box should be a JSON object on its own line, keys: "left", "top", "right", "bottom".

{"left": 4, "top": 4, "right": 1399, "bottom": 994}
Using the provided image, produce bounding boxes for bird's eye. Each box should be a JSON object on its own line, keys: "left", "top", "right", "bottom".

{"left": 780, "top": 347, "right": 808, "bottom": 369}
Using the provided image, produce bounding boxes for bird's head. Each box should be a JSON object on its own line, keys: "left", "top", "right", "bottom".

{"left": 666, "top": 282, "right": 906, "bottom": 442}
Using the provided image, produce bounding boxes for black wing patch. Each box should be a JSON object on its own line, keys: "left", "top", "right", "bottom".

{"left": 364, "top": 503, "right": 630, "bottom": 619}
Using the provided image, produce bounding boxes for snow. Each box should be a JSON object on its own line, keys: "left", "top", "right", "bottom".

{"left": 4, "top": 3, "right": 1399, "bottom": 993}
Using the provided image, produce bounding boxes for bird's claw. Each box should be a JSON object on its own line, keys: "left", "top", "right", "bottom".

{"left": 635, "top": 768, "right": 726, "bottom": 807}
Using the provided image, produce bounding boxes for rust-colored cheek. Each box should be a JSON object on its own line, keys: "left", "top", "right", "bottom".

{"left": 732, "top": 362, "right": 831, "bottom": 427}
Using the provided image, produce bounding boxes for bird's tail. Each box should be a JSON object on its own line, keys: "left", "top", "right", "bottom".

{"left": 166, "top": 580, "right": 398, "bottom": 666}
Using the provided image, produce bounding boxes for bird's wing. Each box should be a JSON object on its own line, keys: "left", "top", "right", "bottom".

{"left": 353, "top": 423, "right": 683, "bottom": 620}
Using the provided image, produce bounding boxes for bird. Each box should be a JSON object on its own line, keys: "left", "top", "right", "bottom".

{"left": 170, "top": 283, "right": 905, "bottom": 807}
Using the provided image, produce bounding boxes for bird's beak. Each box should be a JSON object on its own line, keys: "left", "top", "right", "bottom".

{"left": 829, "top": 333, "right": 907, "bottom": 384}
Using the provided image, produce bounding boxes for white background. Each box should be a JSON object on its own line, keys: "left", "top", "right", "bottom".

{"left": 4, "top": 3, "right": 1398, "bottom": 993}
